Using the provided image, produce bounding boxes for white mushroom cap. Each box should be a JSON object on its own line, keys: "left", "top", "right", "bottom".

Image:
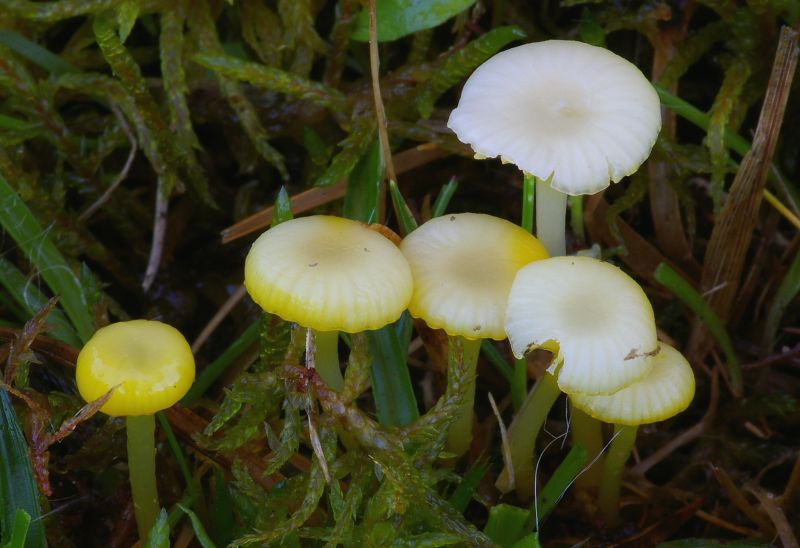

{"left": 400, "top": 213, "right": 548, "bottom": 340}
{"left": 505, "top": 256, "right": 658, "bottom": 395}
{"left": 570, "top": 343, "right": 696, "bottom": 425}
{"left": 244, "top": 216, "right": 413, "bottom": 333}
{"left": 448, "top": 40, "right": 661, "bottom": 195}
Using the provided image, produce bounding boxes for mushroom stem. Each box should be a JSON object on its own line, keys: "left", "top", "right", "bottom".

{"left": 598, "top": 424, "right": 638, "bottom": 525}
{"left": 445, "top": 336, "right": 482, "bottom": 456}
{"left": 126, "top": 414, "right": 160, "bottom": 540}
{"left": 569, "top": 403, "right": 605, "bottom": 489}
{"left": 535, "top": 177, "right": 567, "bottom": 257}
{"left": 311, "top": 329, "right": 344, "bottom": 391}
{"left": 495, "top": 372, "right": 561, "bottom": 498}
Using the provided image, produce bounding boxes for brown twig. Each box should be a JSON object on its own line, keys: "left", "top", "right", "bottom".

{"left": 191, "top": 285, "right": 248, "bottom": 353}
{"left": 219, "top": 144, "right": 445, "bottom": 243}
{"left": 748, "top": 485, "right": 799, "bottom": 548}
{"left": 631, "top": 368, "right": 719, "bottom": 476}
{"left": 142, "top": 182, "right": 170, "bottom": 291}
{"left": 694, "top": 509, "right": 762, "bottom": 537}
{"left": 79, "top": 105, "right": 138, "bottom": 222}
{"left": 781, "top": 451, "right": 800, "bottom": 510}
{"left": 689, "top": 26, "right": 799, "bottom": 353}
{"left": 743, "top": 343, "right": 800, "bottom": 370}
{"left": 712, "top": 466, "right": 776, "bottom": 536}
{"left": 367, "top": 0, "right": 395, "bottom": 224}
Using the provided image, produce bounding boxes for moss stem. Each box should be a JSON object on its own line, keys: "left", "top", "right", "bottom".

{"left": 495, "top": 372, "right": 561, "bottom": 498}
{"left": 598, "top": 424, "right": 638, "bottom": 525}
{"left": 445, "top": 337, "right": 482, "bottom": 456}
{"left": 126, "top": 414, "right": 159, "bottom": 540}
{"left": 312, "top": 328, "right": 343, "bottom": 391}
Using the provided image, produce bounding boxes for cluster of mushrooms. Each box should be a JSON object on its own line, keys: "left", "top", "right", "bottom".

{"left": 73, "top": 40, "right": 696, "bottom": 539}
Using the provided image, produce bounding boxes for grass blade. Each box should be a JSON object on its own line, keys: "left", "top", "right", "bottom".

{"left": 0, "top": 30, "right": 78, "bottom": 75}
{"left": 448, "top": 460, "right": 488, "bottom": 513}
{"left": 761, "top": 247, "right": 800, "bottom": 351}
{"left": 521, "top": 174, "right": 535, "bottom": 233}
{"left": 654, "top": 262, "right": 742, "bottom": 394}
{"left": 431, "top": 177, "right": 459, "bottom": 218}
{"left": 388, "top": 180, "right": 419, "bottom": 235}
{"left": 0, "top": 257, "right": 81, "bottom": 346}
{"left": 2, "top": 509, "right": 31, "bottom": 548}
{"left": 0, "top": 173, "right": 94, "bottom": 343}
{"left": 367, "top": 324, "right": 419, "bottom": 427}
{"left": 484, "top": 503, "right": 528, "bottom": 547}
{"left": 528, "top": 443, "right": 588, "bottom": 530}
{"left": 181, "top": 321, "right": 260, "bottom": 405}
{"left": 0, "top": 390, "right": 45, "bottom": 548}
{"left": 343, "top": 138, "right": 382, "bottom": 223}
{"left": 177, "top": 504, "right": 217, "bottom": 548}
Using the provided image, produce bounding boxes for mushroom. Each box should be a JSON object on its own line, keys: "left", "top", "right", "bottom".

{"left": 399, "top": 213, "right": 548, "bottom": 455}
{"left": 570, "top": 343, "right": 695, "bottom": 525}
{"left": 244, "top": 215, "right": 413, "bottom": 390}
{"left": 76, "top": 319, "right": 195, "bottom": 540}
{"left": 497, "top": 255, "right": 658, "bottom": 495}
{"left": 448, "top": 40, "right": 661, "bottom": 256}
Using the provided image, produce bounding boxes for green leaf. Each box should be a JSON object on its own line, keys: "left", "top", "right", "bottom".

{"left": 142, "top": 508, "right": 170, "bottom": 548}
{"left": 0, "top": 390, "right": 45, "bottom": 548}
{"left": 2, "top": 509, "right": 30, "bottom": 548}
{"left": 352, "top": 0, "right": 477, "bottom": 42}
{"left": 417, "top": 26, "right": 525, "bottom": 118}
{"left": 177, "top": 504, "right": 217, "bottom": 548}
{"left": 0, "top": 30, "right": 79, "bottom": 75}
{"left": 484, "top": 504, "right": 528, "bottom": 547}
{"left": 654, "top": 262, "right": 742, "bottom": 395}
{"left": 343, "top": 138, "right": 383, "bottom": 223}
{"left": 0, "top": 173, "right": 94, "bottom": 343}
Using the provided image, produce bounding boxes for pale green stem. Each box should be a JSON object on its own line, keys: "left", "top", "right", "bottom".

{"left": 126, "top": 414, "right": 159, "bottom": 541}
{"left": 598, "top": 424, "right": 638, "bottom": 526}
{"left": 312, "top": 328, "right": 343, "bottom": 391}
{"left": 535, "top": 177, "right": 567, "bottom": 257}
{"left": 445, "top": 337, "right": 482, "bottom": 456}
{"left": 495, "top": 372, "right": 561, "bottom": 498}
{"left": 569, "top": 403, "right": 604, "bottom": 489}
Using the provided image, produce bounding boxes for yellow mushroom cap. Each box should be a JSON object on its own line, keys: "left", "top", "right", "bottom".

{"left": 447, "top": 40, "right": 661, "bottom": 195}
{"left": 244, "top": 215, "right": 413, "bottom": 332}
{"left": 400, "top": 213, "right": 548, "bottom": 340}
{"left": 505, "top": 256, "right": 657, "bottom": 395}
{"left": 76, "top": 320, "right": 195, "bottom": 417}
{"left": 569, "top": 343, "right": 695, "bottom": 425}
